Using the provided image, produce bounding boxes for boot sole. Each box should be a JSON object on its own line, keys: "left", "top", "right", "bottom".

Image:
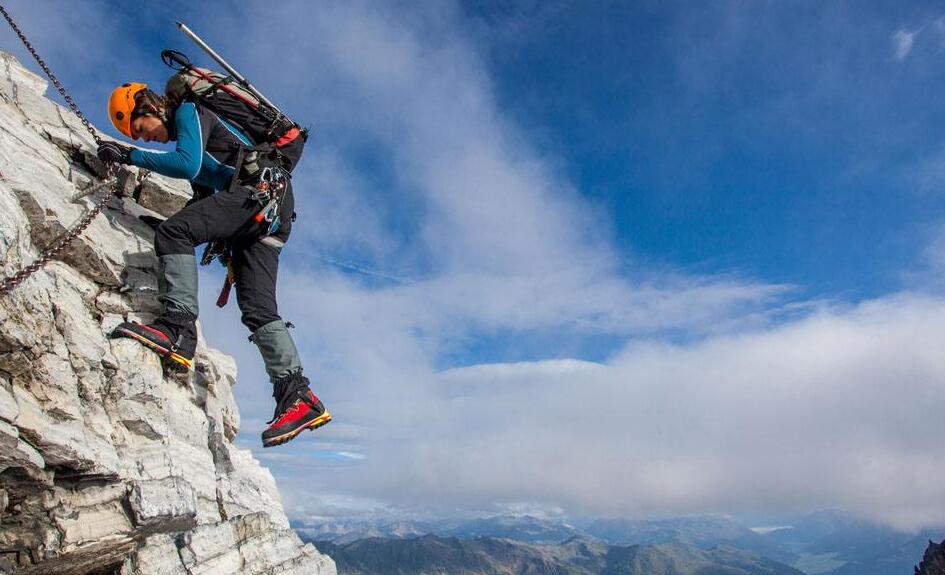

{"left": 262, "top": 411, "right": 332, "bottom": 448}
{"left": 113, "top": 326, "right": 194, "bottom": 370}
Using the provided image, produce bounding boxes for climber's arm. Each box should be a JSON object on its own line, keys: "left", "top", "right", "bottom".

{"left": 128, "top": 103, "right": 207, "bottom": 181}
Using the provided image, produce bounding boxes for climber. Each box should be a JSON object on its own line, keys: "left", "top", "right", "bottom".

{"left": 98, "top": 82, "right": 330, "bottom": 448}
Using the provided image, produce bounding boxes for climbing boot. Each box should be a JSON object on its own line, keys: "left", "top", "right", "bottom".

{"left": 251, "top": 320, "right": 330, "bottom": 447}
{"left": 112, "top": 311, "right": 197, "bottom": 369}
{"left": 261, "top": 370, "right": 331, "bottom": 448}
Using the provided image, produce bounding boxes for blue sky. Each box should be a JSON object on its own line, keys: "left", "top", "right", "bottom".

{"left": 3, "top": 1, "right": 945, "bottom": 529}
{"left": 466, "top": 2, "right": 945, "bottom": 298}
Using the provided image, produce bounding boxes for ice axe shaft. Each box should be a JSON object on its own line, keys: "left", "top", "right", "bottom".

{"left": 175, "top": 21, "right": 285, "bottom": 117}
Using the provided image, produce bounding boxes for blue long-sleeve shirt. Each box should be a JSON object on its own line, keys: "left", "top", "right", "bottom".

{"left": 129, "top": 102, "right": 253, "bottom": 192}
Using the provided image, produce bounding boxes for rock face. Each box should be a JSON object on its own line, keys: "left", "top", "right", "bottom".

{"left": 0, "top": 51, "right": 336, "bottom": 575}
{"left": 916, "top": 540, "right": 945, "bottom": 575}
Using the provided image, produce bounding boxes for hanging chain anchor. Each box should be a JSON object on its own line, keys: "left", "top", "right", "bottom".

{"left": 0, "top": 3, "right": 124, "bottom": 294}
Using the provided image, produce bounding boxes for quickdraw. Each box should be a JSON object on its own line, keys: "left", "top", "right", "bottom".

{"left": 251, "top": 165, "right": 289, "bottom": 236}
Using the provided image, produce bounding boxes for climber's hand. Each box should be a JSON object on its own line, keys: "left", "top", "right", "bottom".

{"left": 97, "top": 141, "right": 132, "bottom": 165}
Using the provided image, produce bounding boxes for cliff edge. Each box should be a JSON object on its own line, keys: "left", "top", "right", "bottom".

{"left": 916, "top": 539, "right": 945, "bottom": 575}
{"left": 0, "top": 51, "right": 336, "bottom": 575}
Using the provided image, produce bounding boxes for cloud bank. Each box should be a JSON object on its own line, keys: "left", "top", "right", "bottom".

{"left": 268, "top": 273, "right": 945, "bottom": 531}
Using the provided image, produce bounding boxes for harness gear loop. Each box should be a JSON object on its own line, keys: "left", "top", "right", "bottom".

{"left": 251, "top": 165, "right": 289, "bottom": 235}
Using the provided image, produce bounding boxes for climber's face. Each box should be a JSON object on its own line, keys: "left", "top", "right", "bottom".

{"left": 131, "top": 115, "right": 169, "bottom": 144}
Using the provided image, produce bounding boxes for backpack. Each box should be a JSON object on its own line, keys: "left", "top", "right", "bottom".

{"left": 161, "top": 50, "right": 306, "bottom": 169}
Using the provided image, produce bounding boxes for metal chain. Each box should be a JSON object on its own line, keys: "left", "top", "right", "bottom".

{"left": 0, "top": 3, "right": 120, "bottom": 294}
{"left": 0, "top": 182, "right": 117, "bottom": 293}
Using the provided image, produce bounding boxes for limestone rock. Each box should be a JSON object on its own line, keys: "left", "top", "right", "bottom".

{"left": 0, "top": 378, "right": 18, "bottom": 422}
{"left": 0, "top": 52, "right": 48, "bottom": 97}
{"left": 135, "top": 172, "right": 193, "bottom": 219}
{"left": 0, "top": 51, "right": 335, "bottom": 575}
{"left": 127, "top": 477, "right": 197, "bottom": 532}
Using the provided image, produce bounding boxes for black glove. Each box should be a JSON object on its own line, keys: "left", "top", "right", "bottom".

{"left": 97, "top": 141, "right": 132, "bottom": 165}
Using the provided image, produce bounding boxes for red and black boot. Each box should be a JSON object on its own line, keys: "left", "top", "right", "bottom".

{"left": 111, "top": 312, "right": 197, "bottom": 369}
{"left": 262, "top": 371, "right": 331, "bottom": 448}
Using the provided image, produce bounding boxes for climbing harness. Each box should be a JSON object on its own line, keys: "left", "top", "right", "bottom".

{"left": 0, "top": 4, "right": 125, "bottom": 294}
{"left": 201, "top": 165, "right": 291, "bottom": 308}
{"left": 171, "top": 19, "right": 305, "bottom": 307}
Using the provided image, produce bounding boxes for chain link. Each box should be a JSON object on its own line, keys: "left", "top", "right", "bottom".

{"left": 0, "top": 3, "right": 121, "bottom": 294}
{"left": 0, "top": 182, "right": 117, "bottom": 293}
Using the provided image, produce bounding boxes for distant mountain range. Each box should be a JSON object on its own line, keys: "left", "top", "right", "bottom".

{"left": 294, "top": 511, "right": 945, "bottom": 574}
{"left": 293, "top": 514, "right": 581, "bottom": 545}
{"left": 582, "top": 516, "right": 793, "bottom": 564}
{"left": 763, "top": 510, "right": 944, "bottom": 575}
{"left": 313, "top": 534, "right": 805, "bottom": 575}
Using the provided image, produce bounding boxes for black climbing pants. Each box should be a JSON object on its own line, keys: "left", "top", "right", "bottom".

{"left": 153, "top": 181, "right": 295, "bottom": 333}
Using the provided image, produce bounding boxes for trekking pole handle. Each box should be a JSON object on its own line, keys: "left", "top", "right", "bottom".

{"left": 161, "top": 49, "right": 191, "bottom": 70}
{"left": 175, "top": 21, "right": 285, "bottom": 116}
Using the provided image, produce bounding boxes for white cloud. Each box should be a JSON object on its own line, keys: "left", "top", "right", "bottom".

{"left": 893, "top": 28, "right": 917, "bottom": 61}
{"left": 324, "top": 293, "right": 945, "bottom": 531}
{"left": 334, "top": 451, "right": 368, "bottom": 461}
{"left": 440, "top": 359, "right": 605, "bottom": 381}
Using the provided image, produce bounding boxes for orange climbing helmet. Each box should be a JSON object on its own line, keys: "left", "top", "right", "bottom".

{"left": 108, "top": 82, "right": 148, "bottom": 138}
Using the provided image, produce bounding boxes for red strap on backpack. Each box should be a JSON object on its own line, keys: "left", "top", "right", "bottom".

{"left": 275, "top": 126, "right": 300, "bottom": 147}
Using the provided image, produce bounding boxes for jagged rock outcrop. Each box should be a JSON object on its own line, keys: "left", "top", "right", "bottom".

{"left": 0, "top": 51, "right": 336, "bottom": 574}
{"left": 916, "top": 539, "right": 945, "bottom": 575}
